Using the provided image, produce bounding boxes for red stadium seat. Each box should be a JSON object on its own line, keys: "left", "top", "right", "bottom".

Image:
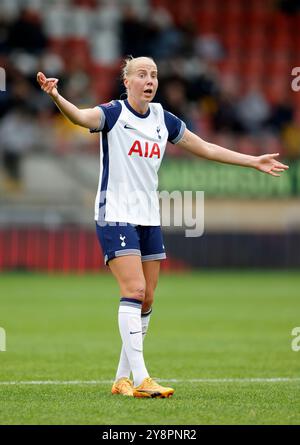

{"left": 242, "top": 29, "right": 267, "bottom": 52}
{"left": 222, "top": 31, "right": 242, "bottom": 51}
{"left": 263, "top": 78, "right": 288, "bottom": 105}
{"left": 47, "top": 38, "right": 66, "bottom": 56}
{"left": 72, "top": 0, "right": 97, "bottom": 7}
{"left": 240, "top": 57, "right": 265, "bottom": 78}
{"left": 62, "top": 38, "right": 91, "bottom": 71}
{"left": 90, "top": 62, "right": 120, "bottom": 102}
{"left": 196, "top": 12, "right": 219, "bottom": 34}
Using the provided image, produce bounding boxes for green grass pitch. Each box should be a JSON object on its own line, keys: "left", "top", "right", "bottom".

{"left": 0, "top": 271, "right": 300, "bottom": 425}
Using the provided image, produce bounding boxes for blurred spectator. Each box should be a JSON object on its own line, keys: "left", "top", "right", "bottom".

{"left": 277, "top": 0, "right": 300, "bottom": 14}
{"left": 148, "top": 7, "right": 184, "bottom": 59}
{"left": 120, "top": 6, "right": 152, "bottom": 57}
{"left": 195, "top": 33, "right": 224, "bottom": 62}
{"left": 282, "top": 109, "right": 300, "bottom": 159}
{"left": 63, "top": 70, "right": 94, "bottom": 106}
{"left": 159, "top": 76, "right": 194, "bottom": 129}
{"left": 213, "top": 90, "right": 242, "bottom": 134}
{"left": 38, "top": 51, "right": 65, "bottom": 78}
{"left": 236, "top": 86, "right": 271, "bottom": 134}
{"left": 268, "top": 100, "right": 294, "bottom": 134}
{"left": 6, "top": 8, "right": 47, "bottom": 55}
{"left": 0, "top": 15, "right": 9, "bottom": 54}
{"left": 0, "top": 70, "right": 33, "bottom": 117}
{"left": 187, "top": 69, "right": 219, "bottom": 103}
{"left": 0, "top": 105, "right": 39, "bottom": 192}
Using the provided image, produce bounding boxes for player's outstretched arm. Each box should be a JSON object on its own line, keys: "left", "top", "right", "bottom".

{"left": 177, "top": 128, "right": 289, "bottom": 177}
{"left": 36, "top": 72, "right": 101, "bottom": 130}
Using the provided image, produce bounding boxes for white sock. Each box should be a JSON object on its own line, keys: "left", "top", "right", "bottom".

{"left": 115, "top": 308, "right": 152, "bottom": 381}
{"left": 115, "top": 347, "right": 130, "bottom": 381}
{"left": 118, "top": 298, "right": 149, "bottom": 387}
{"left": 141, "top": 308, "right": 152, "bottom": 340}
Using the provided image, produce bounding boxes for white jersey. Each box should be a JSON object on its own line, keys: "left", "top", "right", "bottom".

{"left": 91, "top": 99, "right": 185, "bottom": 226}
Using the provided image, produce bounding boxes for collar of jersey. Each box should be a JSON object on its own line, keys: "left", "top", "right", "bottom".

{"left": 124, "top": 99, "right": 150, "bottom": 119}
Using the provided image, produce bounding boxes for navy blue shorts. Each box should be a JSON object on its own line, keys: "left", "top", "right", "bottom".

{"left": 96, "top": 222, "right": 167, "bottom": 265}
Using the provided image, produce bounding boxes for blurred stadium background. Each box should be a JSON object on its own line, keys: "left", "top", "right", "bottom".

{"left": 0, "top": 0, "right": 300, "bottom": 272}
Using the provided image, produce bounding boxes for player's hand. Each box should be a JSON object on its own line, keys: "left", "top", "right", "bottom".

{"left": 37, "top": 71, "right": 59, "bottom": 100}
{"left": 253, "top": 153, "right": 289, "bottom": 177}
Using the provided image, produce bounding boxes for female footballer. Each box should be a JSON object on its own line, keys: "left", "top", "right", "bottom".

{"left": 37, "top": 56, "right": 288, "bottom": 398}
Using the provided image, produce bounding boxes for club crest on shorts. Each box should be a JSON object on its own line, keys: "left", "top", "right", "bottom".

{"left": 120, "top": 234, "right": 126, "bottom": 247}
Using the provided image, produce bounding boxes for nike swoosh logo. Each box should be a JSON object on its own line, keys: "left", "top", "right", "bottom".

{"left": 130, "top": 331, "right": 142, "bottom": 335}
{"left": 124, "top": 124, "right": 136, "bottom": 130}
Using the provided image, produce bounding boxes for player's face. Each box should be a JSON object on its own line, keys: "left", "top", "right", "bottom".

{"left": 126, "top": 61, "right": 158, "bottom": 103}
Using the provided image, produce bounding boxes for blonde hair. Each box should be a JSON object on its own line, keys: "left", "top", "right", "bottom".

{"left": 121, "top": 55, "right": 156, "bottom": 81}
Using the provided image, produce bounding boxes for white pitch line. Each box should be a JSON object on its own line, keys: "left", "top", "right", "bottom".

{"left": 0, "top": 378, "right": 300, "bottom": 386}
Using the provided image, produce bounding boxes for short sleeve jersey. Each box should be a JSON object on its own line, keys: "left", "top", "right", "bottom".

{"left": 91, "top": 99, "right": 186, "bottom": 226}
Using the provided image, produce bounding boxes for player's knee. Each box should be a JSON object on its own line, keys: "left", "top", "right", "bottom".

{"left": 124, "top": 280, "right": 146, "bottom": 301}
